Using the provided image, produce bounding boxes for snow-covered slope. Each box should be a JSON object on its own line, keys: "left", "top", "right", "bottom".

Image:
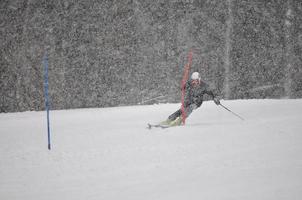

{"left": 1, "top": 99, "right": 302, "bottom": 200}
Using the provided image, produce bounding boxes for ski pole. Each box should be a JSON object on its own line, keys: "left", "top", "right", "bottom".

{"left": 219, "top": 103, "right": 245, "bottom": 121}
{"left": 139, "top": 95, "right": 165, "bottom": 104}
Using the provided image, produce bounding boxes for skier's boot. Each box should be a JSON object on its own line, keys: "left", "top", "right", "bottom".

{"left": 169, "top": 116, "right": 183, "bottom": 126}
{"left": 159, "top": 118, "right": 173, "bottom": 126}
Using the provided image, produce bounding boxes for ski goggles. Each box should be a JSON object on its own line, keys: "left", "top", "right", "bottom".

{"left": 191, "top": 79, "right": 200, "bottom": 86}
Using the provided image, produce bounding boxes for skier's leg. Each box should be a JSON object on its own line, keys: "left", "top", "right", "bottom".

{"left": 159, "top": 109, "right": 181, "bottom": 125}
{"left": 168, "top": 109, "right": 182, "bottom": 121}
{"left": 184, "top": 104, "right": 197, "bottom": 118}
{"left": 161, "top": 104, "right": 199, "bottom": 126}
{"left": 169, "top": 104, "right": 197, "bottom": 126}
{"left": 168, "top": 103, "right": 198, "bottom": 121}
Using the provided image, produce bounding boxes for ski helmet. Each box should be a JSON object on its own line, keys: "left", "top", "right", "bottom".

{"left": 191, "top": 72, "right": 201, "bottom": 81}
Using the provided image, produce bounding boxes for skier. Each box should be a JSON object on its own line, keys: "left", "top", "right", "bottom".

{"left": 161, "top": 72, "right": 221, "bottom": 126}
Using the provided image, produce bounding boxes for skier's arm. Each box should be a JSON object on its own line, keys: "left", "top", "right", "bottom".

{"left": 205, "top": 86, "right": 220, "bottom": 105}
{"left": 205, "top": 90, "right": 215, "bottom": 99}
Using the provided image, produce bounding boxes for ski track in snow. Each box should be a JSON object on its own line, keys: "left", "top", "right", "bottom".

{"left": 0, "top": 99, "right": 302, "bottom": 200}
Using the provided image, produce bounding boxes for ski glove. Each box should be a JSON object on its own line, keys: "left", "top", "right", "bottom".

{"left": 213, "top": 97, "right": 220, "bottom": 105}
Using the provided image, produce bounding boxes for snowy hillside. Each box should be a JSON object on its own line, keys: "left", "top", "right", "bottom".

{"left": 1, "top": 99, "right": 302, "bottom": 200}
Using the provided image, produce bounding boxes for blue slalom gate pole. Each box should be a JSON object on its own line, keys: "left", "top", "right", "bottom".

{"left": 43, "top": 52, "right": 51, "bottom": 150}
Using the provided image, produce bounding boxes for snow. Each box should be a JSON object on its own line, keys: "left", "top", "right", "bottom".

{"left": 1, "top": 99, "right": 302, "bottom": 200}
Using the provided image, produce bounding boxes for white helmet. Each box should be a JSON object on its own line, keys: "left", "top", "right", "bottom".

{"left": 191, "top": 72, "right": 201, "bottom": 81}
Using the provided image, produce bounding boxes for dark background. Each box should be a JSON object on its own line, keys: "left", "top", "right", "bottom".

{"left": 1, "top": 0, "right": 302, "bottom": 112}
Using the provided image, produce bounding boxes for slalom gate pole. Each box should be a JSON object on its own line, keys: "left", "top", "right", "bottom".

{"left": 181, "top": 49, "right": 193, "bottom": 125}
{"left": 219, "top": 103, "right": 245, "bottom": 121}
{"left": 43, "top": 52, "right": 51, "bottom": 150}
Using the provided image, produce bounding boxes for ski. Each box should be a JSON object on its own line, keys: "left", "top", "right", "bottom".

{"left": 147, "top": 123, "right": 170, "bottom": 129}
